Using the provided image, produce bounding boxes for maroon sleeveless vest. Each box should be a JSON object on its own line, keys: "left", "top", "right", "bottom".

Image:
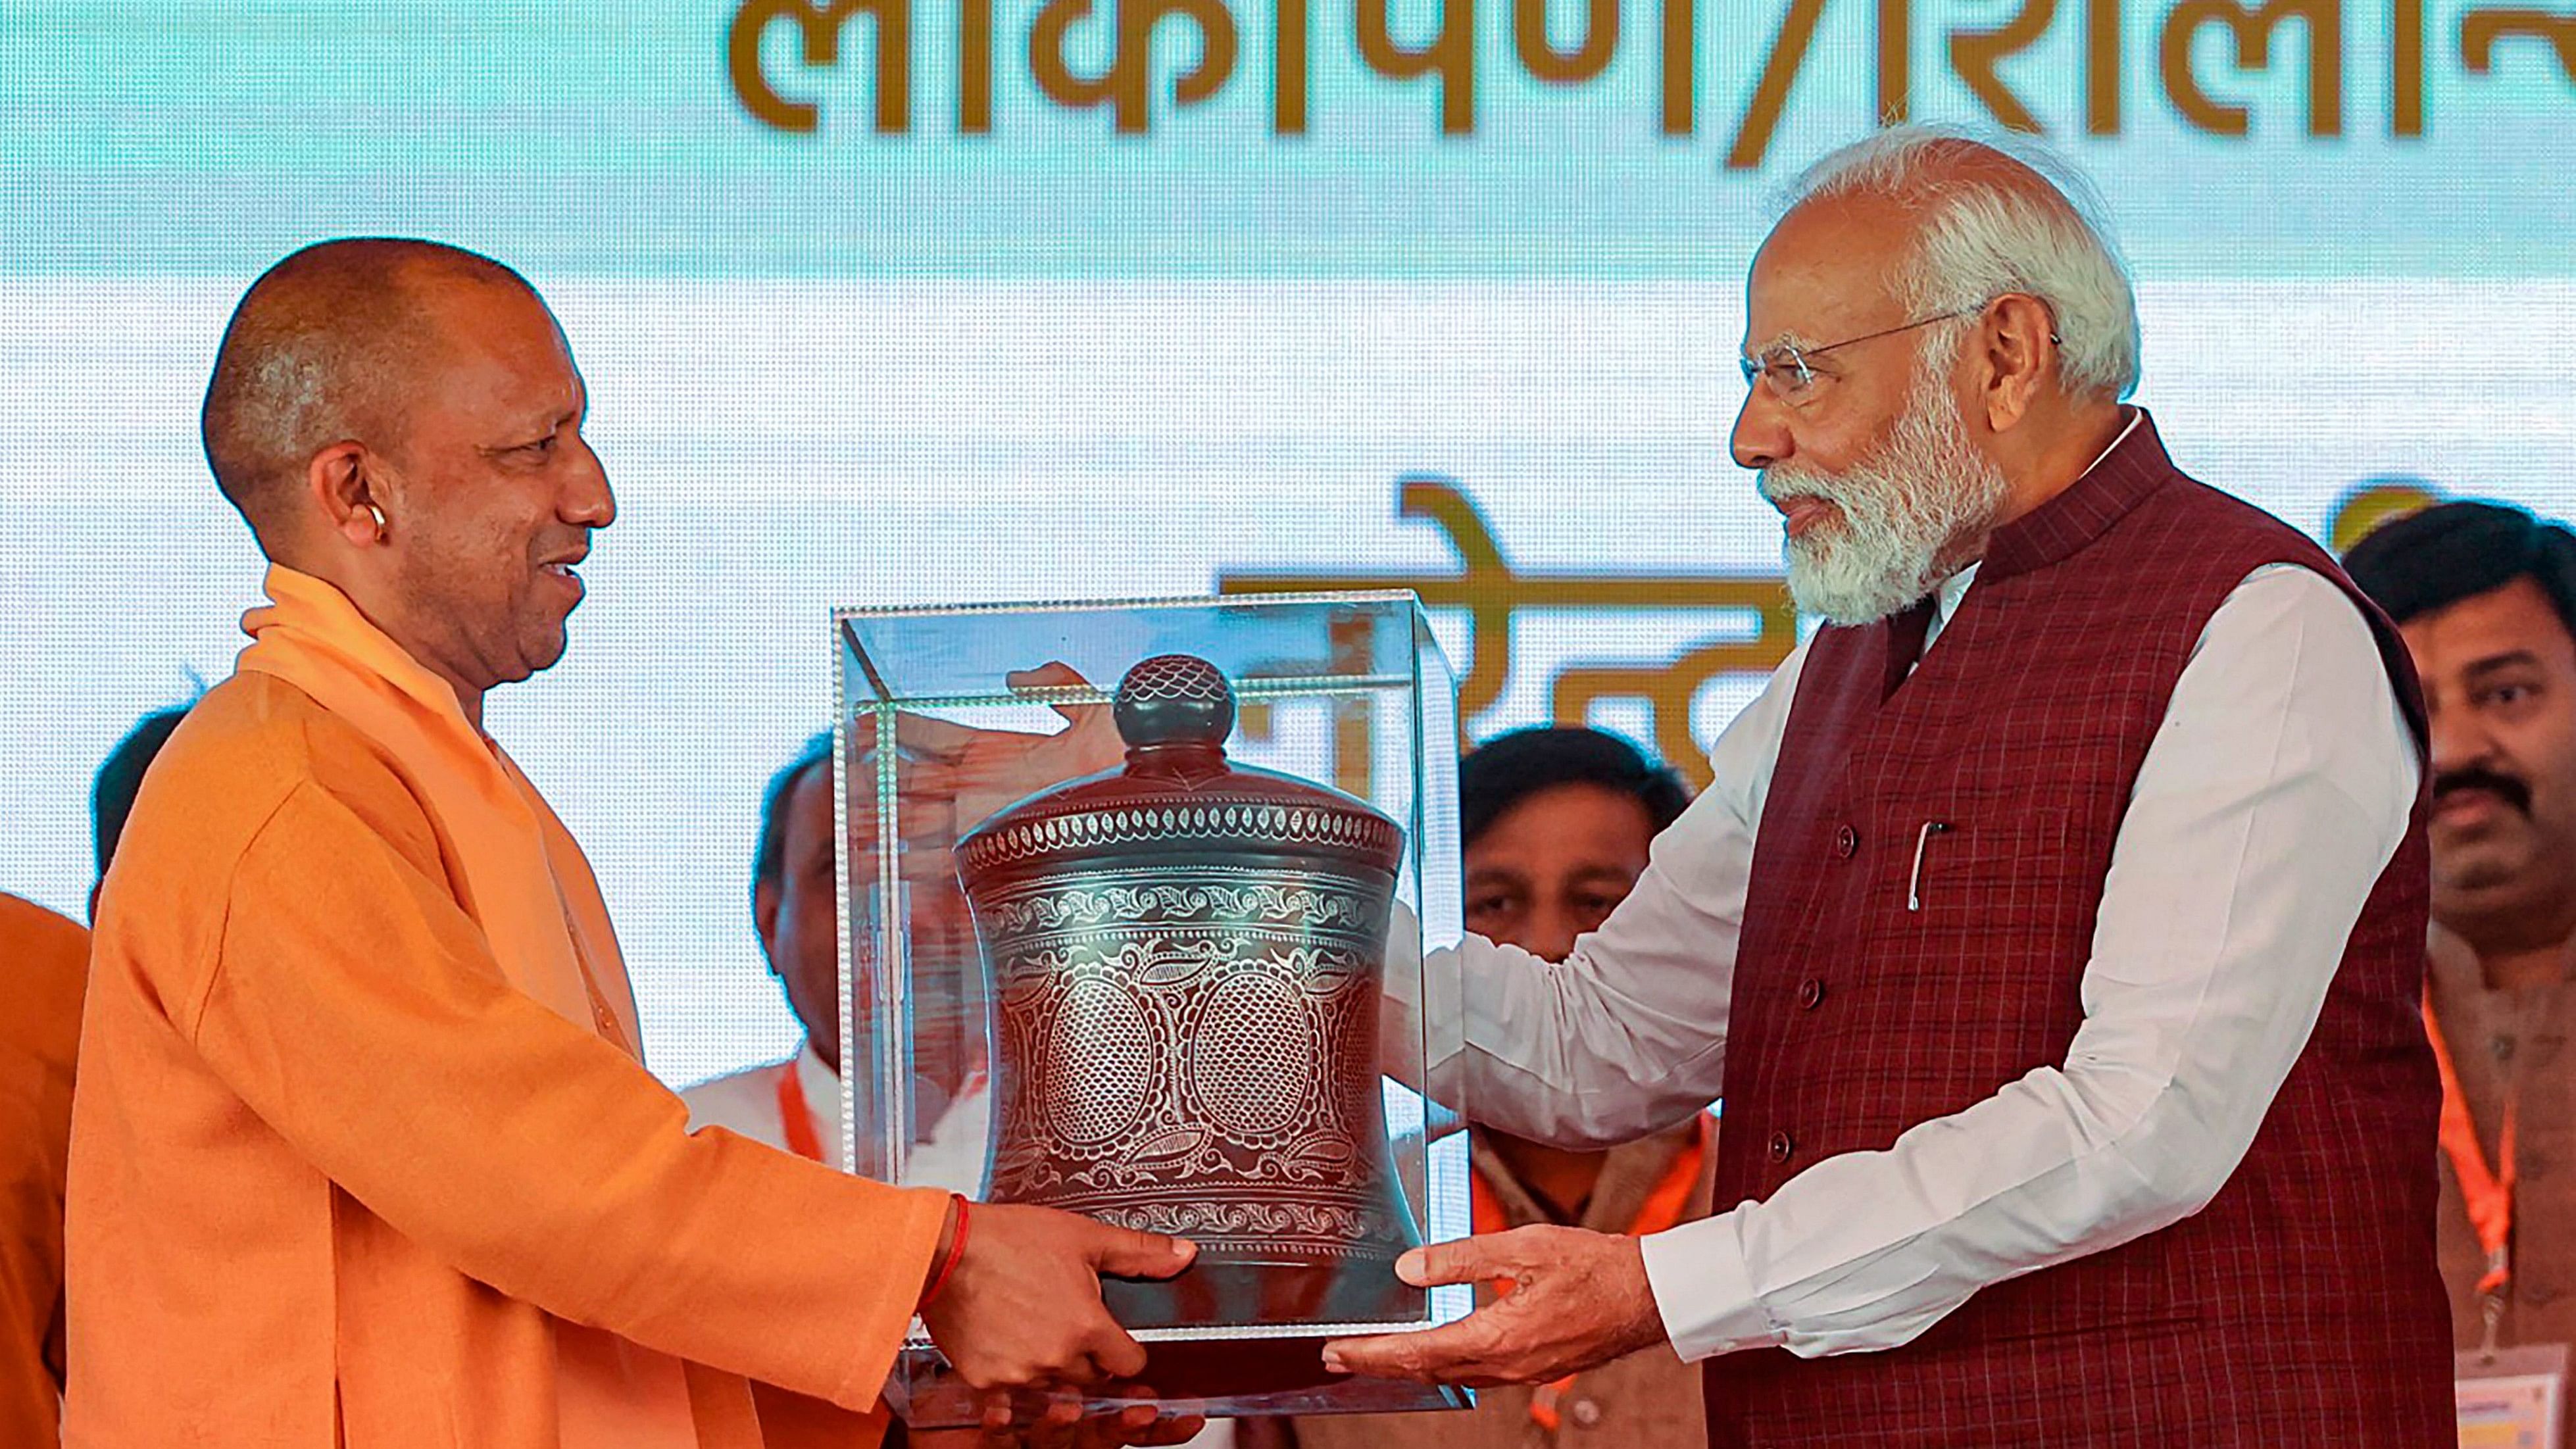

{"left": 1703, "top": 416, "right": 2452, "bottom": 1446}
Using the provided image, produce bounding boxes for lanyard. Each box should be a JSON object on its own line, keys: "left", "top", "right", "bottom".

{"left": 2427, "top": 995, "right": 2517, "bottom": 1352}
{"left": 775, "top": 1066, "right": 827, "bottom": 1164}
{"left": 1473, "top": 1114, "right": 1712, "bottom": 1432}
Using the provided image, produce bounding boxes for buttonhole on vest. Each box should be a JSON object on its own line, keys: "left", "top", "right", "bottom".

{"left": 1907, "top": 821, "right": 1953, "bottom": 912}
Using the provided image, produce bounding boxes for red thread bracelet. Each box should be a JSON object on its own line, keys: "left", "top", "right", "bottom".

{"left": 921, "top": 1193, "right": 972, "bottom": 1309}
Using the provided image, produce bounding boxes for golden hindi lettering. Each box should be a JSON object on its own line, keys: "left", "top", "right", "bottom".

{"left": 728, "top": 0, "right": 2575, "bottom": 153}
{"left": 1218, "top": 479, "right": 1797, "bottom": 793}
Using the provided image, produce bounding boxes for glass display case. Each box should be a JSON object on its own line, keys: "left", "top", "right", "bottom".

{"left": 832, "top": 591, "right": 1472, "bottom": 1428}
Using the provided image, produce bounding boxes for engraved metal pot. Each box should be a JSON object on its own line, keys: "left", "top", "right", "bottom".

{"left": 955, "top": 654, "right": 1422, "bottom": 1333}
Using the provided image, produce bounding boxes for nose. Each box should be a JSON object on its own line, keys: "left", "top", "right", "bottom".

{"left": 563, "top": 436, "right": 616, "bottom": 531}
{"left": 2426, "top": 689, "right": 2495, "bottom": 782}
{"left": 1523, "top": 900, "right": 1580, "bottom": 966}
{"left": 1732, "top": 380, "right": 1790, "bottom": 473}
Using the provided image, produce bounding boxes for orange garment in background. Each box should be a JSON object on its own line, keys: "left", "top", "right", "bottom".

{"left": 1470, "top": 1116, "right": 1710, "bottom": 1435}
{"left": 1283, "top": 1117, "right": 1717, "bottom": 1449}
{"left": 0, "top": 893, "right": 86, "bottom": 1445}
{"left": 66, "top": 566, "right": 949, "bottom": 1448}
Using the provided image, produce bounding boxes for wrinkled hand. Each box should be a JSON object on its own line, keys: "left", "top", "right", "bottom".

{"left": 919, "top": 1201, "right": 1197, "bottom": 1391}
{"left": 1319, "top": 1226, "right": 1666, "bottom": 1387}
{"left": 912, "top": 1385, "right": 1207, "bottom": 1448}
{"left": 897, "top": 663, "right": 1126, "bottom": 842}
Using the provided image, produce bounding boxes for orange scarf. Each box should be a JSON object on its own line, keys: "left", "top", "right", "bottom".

{"left": 235, "top": 564, "right": 697, "bottom": 1448}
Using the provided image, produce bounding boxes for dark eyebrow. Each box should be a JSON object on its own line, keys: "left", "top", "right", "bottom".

{"left": 2463, "top": 651, "right": 2546, "bottom": 682}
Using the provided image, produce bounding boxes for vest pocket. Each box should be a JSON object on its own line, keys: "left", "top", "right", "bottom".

{"left": 1832, "top": 806, "right": 2098, "bottom": 1104}
{"left": 1891, "top": 807, "right": 2079, "bottom": 935}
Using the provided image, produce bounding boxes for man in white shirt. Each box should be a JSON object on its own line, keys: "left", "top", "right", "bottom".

{"left": 684, "top": 734, "right": 989, "bottom": 1194}
{"left": 1325, "top": 126, "right": 2452, "bottom": 1444}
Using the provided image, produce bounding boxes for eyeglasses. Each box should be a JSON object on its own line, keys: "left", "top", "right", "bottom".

{"left": 1739, "top": 297, "right": 2063, "bottom": 406}
{"left": 1738, "top": 310, "right": 1975, "bottom": 405}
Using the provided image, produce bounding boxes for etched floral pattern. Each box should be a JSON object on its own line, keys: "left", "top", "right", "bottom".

{"left": 973, "top": 862, "right": 1414, "bottom": 1260}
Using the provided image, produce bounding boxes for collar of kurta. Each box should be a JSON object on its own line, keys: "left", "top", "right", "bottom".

{"left": 234, "top": 564, "right": 645, "bottom": 1054}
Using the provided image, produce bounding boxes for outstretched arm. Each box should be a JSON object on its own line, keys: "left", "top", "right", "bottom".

{"left": 190, "top": 776, "right": 1183, "bottom": 1410}
{"left": 1406, "top": 639, "right": 1811, "bottom": 1148}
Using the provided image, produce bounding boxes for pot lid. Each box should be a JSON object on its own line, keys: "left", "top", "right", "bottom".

{"left": 954, "top": 654, "right": 1402, "bottom": 883}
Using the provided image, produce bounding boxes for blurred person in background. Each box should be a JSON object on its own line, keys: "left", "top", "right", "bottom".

{"left": 683, "top": 731, "right": 989, "bottom": 1193}
{"left": 1259, "top": 725, "right": 1708, "bottom": 1449}
{"left": 2348, "top": 501, "right": 2576, "bottom": 1360}
{"left": 88, "top": 702, "right": 191, "bottom": 917}
{"left": 0, "top": 699, "right": 187, "bottom": 1446}
{"left": 0, "top": 890, "right": 84, "bottom": 1446}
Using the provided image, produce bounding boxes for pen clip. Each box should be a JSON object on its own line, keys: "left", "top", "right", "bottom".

{"left": 1907, "top": 821, "right": 1952, "bottom": 912}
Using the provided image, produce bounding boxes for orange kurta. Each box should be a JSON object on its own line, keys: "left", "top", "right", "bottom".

{"left": 1, "top": 893, "right": 86, "bottom": 1445}
{"left": 66, "top": 570, "right": 949, "bottom": 1448}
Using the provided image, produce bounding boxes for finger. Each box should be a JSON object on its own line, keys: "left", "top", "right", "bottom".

{"left": 1321, "top": 1320, "right": 1489, "bottom": 1382}
{"left": 1098, "top": 1402, "right": 1160, "bottom": 1448}
{"left": 1086, "top": 1223, "right": 1197, "bottom": 1280}
{"left": 1020, "top": 1392, "right": 1081, "bottom": 1449}
{"left": 1039, "top": 1394, "right": 1085, "bottom": 1431}
{"left": 1084, "top": 1320, "right": 1151, "bottom": 1382}
{"left": 1134, "top": 1414, "right": 1206, "bottom": 1447}
{"left": 1006, "top": 663, "right": 1106, "bottom": 727}
{"left": 1394, "top": 1236, "right": 1501, "bottom": 1289}
{"left": 1319, "top": 1331, "right": 1424, "bottom": 1379}
{"left": 892, "top": 710, "right": 986, "bottom": 762}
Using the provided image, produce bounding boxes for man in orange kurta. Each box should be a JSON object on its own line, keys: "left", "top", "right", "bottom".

{"left": 1, "top": 893, "right": 84, "bottom": 1445}
{"left": 66, "top": 239, "right": 1193, "bottom": 1448}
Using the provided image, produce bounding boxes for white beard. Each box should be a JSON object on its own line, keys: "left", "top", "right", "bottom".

{"left": 1760, "top": 353, "right": 2012, "bottom": 626}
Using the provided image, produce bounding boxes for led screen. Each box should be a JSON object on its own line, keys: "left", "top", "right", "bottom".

{"left": 7, "top": 0, "right": 2572, "bottom": 1085}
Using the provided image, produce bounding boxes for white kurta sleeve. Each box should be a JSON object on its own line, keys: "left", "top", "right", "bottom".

{"left": 1416, "top": 636, "right": 1809, "bottom": 1148}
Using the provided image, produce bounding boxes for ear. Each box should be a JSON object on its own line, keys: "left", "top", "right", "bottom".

{"left": 1975, "top": 294, "right": 2058, "bottom": 434}
{"left": 306, "top": 441, "right": 385, "bottom": 547}
{"left": 754, "top": 879, "right": 784, "bottom": 969}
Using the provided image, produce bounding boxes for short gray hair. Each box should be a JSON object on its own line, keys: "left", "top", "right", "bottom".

{"left": 1784, "top": 125, "right": 2141, "bottom": 402}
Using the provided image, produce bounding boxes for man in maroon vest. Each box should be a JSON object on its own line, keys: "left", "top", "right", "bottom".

{"left": 1326, "top": 127, "right": 2454, "bottom": 1444}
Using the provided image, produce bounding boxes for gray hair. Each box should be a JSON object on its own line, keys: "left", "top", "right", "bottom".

{"left": 1783, "top": 124, "right": 2141, "bottom": 402}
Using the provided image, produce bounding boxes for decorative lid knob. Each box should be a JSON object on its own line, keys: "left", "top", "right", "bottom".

{"left": 1113, "top": 654, "right": 1235, "bottom": 749}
